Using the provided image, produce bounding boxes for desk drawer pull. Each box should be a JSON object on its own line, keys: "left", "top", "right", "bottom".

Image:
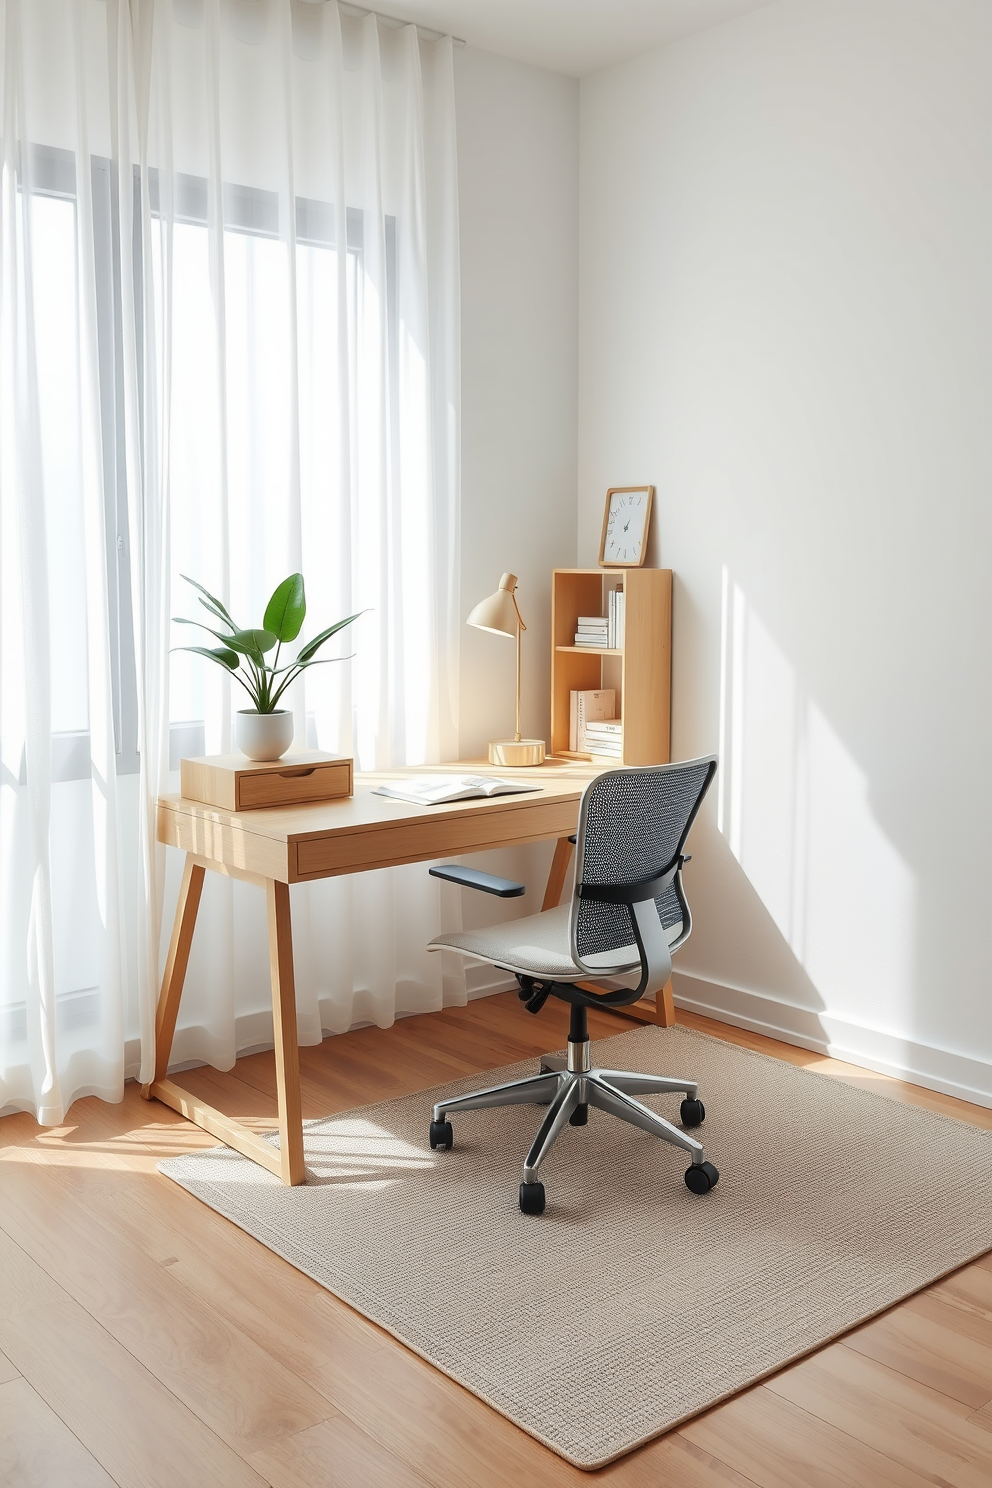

{"left": 278, "top": 767, "right": 316, "bottom": 778}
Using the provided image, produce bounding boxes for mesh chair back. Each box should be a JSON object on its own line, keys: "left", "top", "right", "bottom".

{"left": 570, "top": 756, "right": 717, "bottom": 965}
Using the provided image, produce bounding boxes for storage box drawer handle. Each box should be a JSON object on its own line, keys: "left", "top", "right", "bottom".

{"left": 278, "top": 767, "right": 316, "bottom": 778}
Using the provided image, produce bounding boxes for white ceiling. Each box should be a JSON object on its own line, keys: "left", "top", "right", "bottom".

{"left": 357, "top": 0, "right": 773, "bottom": 78}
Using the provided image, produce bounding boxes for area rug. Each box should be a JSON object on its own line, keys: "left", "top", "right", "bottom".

{"left": 159, "top": 1025, "right": 992, "bottom": 1469}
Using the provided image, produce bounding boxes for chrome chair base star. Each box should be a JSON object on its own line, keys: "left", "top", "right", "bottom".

{"left": 430, "top": 1034, "right": 717, "bottom": 1214}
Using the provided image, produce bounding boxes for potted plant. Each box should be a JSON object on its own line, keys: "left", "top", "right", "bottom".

{"left": 174, "top": 573, "right": 359, "bottom": 761}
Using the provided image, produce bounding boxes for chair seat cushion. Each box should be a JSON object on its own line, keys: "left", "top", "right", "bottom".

{"left": 428, "top": 903, "right": 642, "bottom": 981}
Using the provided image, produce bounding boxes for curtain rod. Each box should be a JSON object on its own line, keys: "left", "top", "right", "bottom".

{"left": 335, "top": 2, "right": 466, "bottom": 47}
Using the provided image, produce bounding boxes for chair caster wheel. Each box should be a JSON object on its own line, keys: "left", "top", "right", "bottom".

{"left": 519, "top": 1181, "right": 546, "bottom": 1215}
{"left": 569, "top": 1102, "right": 588, "bottom": 1126}
{"left": 684, "top": 1161, "right": 719, "bottom": 1194}
{"left": 429, "top": 1119, "right": 453, "bottom": 1150}
{"left": 680, "top": 1097, "right": 705, "bottom": 1128}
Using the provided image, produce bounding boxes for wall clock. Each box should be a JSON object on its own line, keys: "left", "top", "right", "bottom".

{"left": 598, "top": 486, "right": 654, "bottom": 568}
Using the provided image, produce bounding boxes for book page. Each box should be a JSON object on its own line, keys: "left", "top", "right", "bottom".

{"left": 372, "top": 775, "right": 542, "bottom": 806}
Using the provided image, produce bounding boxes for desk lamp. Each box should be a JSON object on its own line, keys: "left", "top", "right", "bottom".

{"left": 467, "top": 572, "right": 546, "bottom": 767}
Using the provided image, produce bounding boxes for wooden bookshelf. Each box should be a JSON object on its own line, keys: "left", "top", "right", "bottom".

{"left": 550, "top": 567, "right": 671, "bottom": 766}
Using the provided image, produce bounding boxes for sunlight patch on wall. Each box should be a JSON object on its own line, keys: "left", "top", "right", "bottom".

{"left": 717, "top": 567, "right": 915, "bottom": 1028}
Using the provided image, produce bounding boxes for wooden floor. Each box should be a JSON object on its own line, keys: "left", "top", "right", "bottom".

{"left": 1, "top": 994, "right": 991, "bottom": 1488}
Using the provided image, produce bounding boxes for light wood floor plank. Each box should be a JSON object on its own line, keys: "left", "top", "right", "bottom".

{"left": 928, "top": 1260, "right": 992, "bottom": 1323}
{"left": 681, "top": 1382, "right": 937, "bottom": 1488}
{"left": 601, "top": 1431, "right": 763, "bottom": 1486}
{"left": 248, "top": 1411, "right": 436, "bottom": 1488}
{"left": 0, "top": 1226, "right": 267, "bottom": 1488}
{"left": 0, "top": 1155, "right": 333, "bottom": 1452}
{"left": 0, "top": 1347, "right": 19, "bottom": 1385}
{"left": 0, "top": 1376, "right": 116, "bottom": 1488}
{"left": 844, "top": 1284, "right": 992, "bottom": 1408}
{"left": 765, "top": 1340, "right": 992, "bottom": 1487}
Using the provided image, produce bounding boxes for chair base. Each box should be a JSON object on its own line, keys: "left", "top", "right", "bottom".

{"left": 432, "top": 1039, "right": 718, "bottom": 1210}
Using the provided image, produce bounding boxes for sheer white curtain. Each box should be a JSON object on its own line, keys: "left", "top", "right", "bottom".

{"left": 0, "top": 0, "right": 462, "bottom": 1124}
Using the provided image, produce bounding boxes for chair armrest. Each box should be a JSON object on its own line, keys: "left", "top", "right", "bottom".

{"left": 429, "top": 865, "right": 526, "bottom": 898}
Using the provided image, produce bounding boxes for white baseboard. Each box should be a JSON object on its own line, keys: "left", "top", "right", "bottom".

{"left": 465, "top": 967, "right": 517, "bottom": 1000}
{"left": 673, "top": 970, "right": 992, "bottom": 1110}
{"left": 125, "top": 970, "right": 520, "bottom": 1082}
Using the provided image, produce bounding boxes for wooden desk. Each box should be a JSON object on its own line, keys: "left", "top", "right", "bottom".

{"left": 146, "top": 760, "right": 673, "bottom": 1183}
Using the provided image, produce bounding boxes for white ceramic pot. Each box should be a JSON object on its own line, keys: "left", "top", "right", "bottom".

{"left": 235, "top": 709, "right": 295, "bottom": 761}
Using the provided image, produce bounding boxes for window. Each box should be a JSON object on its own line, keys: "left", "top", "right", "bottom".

{"left": 20, "top": 146, "right": 395, "bottom": 777}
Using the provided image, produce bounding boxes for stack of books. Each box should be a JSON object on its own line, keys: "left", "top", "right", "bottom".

{"left": 569, "top": 688, "right": 614, "bottom": 751}
{"left": 582, "top": 718, "right": 623, "bottom": 759}
{"left": 568, "top": 688, "right": 623, "bottom": 758}
{"left": 574, "top": 615, "right": 609, "bottom": 647}
{"left": 572, "top": 593, "right": 625, "bottom": 649}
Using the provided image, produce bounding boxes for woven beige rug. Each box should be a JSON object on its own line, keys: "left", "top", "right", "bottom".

{"left": 160, "top": 1025, "right": 992, "bottom": 1469}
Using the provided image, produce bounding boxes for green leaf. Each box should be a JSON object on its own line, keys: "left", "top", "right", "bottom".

{"left": 173, "top": 644, "right": 240, "bottom": 672}
{"left": 228, "top": 628, "right": 278, "bottom": 658}
{"left": 269, "top": 653, "right": 354, "bottom": 708}
{"left": 173, "top": 616, "right": 238, "bottom": 646}
{"left": 295, "top": 611, "right": 362, "bottom": 664}
{"left": 181, "top": 574, "right": 238, "bottom": 630}
{"left": 263, "top": 573, "right": 306, "bottom": 643}
{"left": 198, "top": 595, "right": 235, "bottom": 628}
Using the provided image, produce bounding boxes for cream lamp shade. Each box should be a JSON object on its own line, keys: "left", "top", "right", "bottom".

{"left": 467, "top": 573, "right": 546, "bottom": 767}
{"left": 466, "top": 583, "right": 519, "bottom": 637}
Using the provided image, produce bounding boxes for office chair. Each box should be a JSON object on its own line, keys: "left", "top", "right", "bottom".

{"left": 426, "top": 756, "right": 719, "bottom": 1214}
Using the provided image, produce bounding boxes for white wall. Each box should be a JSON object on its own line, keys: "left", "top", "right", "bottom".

{"left": 579, "top": 0, "right": 992, "bottom": 1102}
{"left": 452, "top": 46, "right": 579, "bottom": 967}
{"left": 455, "top": 45, "right": 579, "bottom": 758}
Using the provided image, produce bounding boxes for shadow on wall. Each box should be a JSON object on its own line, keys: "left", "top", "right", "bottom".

{"left": 675, "top": 566, "right": 917, "bottom": 1065}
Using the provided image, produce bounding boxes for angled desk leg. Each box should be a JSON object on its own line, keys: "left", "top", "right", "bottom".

{"left": 143, "top": 853, "right": 307, "bottom": 1186}
{"left": 142, "top": 855, "right": 205, "bottom": 1092}
{"left": 542, "top": 836, "right": 574, "bottom": 911}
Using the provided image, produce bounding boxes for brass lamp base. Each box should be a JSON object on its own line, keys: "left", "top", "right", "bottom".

{"left": 488, "top": 739, "right": 546, "bottom": 768}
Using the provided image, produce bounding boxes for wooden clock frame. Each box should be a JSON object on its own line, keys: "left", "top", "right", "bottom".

{"left": 598, "top": 485, "right": 654, "bottom": 568}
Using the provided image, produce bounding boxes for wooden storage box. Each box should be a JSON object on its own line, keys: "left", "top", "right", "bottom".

{"left": 180, "top": 751, "right": 353, "bottom": 811}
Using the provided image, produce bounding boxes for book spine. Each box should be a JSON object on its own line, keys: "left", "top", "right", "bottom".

{"left": 569, "top": 690, "right": 577, "bottom": 753}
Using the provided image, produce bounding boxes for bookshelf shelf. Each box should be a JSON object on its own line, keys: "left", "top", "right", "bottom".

{"left": 555, "top": 645, "right": 622, "bottom": 656}
{"left": 550, "top": 567, "right": 671, "bottom": 766}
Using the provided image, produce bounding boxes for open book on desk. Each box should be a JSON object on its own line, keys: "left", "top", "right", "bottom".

{"left": 372, "top": 775, "right": 543, "bottom": 807}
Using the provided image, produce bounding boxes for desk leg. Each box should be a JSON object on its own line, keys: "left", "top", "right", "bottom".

{"left": 143, "top": 858, "right": 305, "bottom": 1186}
{"left": 266, "top": 880, "right": 306, "bottom": 1186}
{"left": 542, "top": 836, "right": 574, "bottom": 911}
{"left": 142, "top": 855, "right": 205, "bottom": 1096}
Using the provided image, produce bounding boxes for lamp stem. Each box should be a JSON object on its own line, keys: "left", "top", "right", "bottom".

{"left": 515, "top": 625, "right": 522, "bottom": 742}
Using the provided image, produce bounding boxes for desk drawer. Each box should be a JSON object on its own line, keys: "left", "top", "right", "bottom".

{"left": 237, "top": 759, "right": 353, "bottom": 810}
{"left": 181, "top": 752, "right": 353, "bottom": 812}
{"left": 293, "top": 798, "right": 578, "bottom": 879}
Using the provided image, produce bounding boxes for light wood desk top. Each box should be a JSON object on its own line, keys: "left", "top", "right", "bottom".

{"left": 157, "top": 757, "right": 602, "bottom": 885}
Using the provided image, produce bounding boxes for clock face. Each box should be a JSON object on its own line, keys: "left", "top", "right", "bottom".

{"left": 604, "top": 489, "right": 649, "bottom": 564}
